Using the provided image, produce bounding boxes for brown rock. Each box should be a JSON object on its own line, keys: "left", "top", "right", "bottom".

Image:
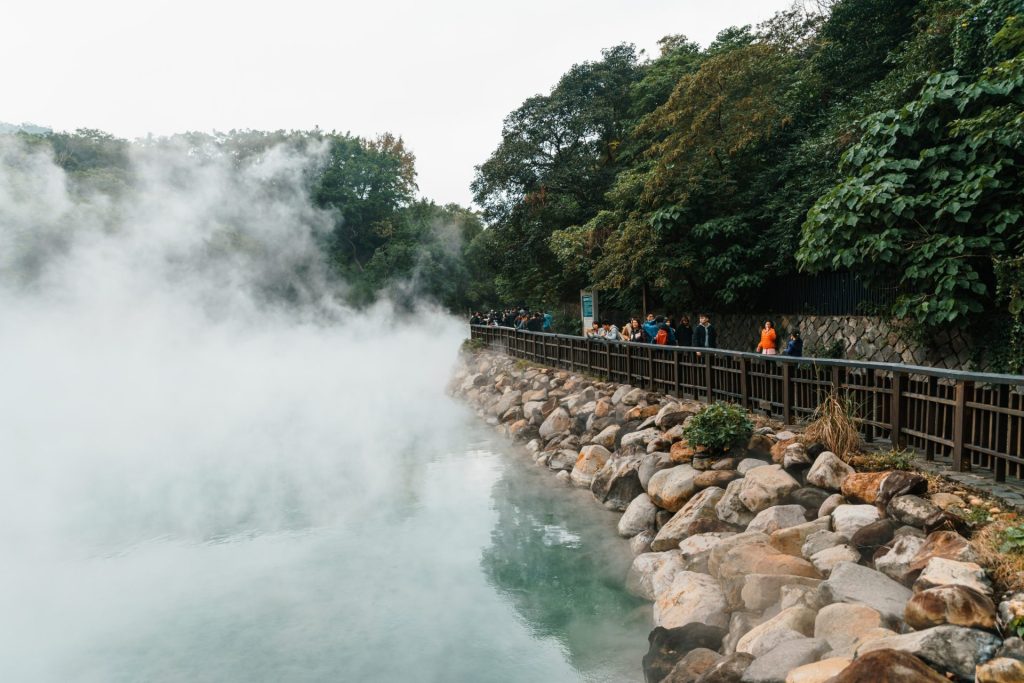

{"left": 663, "top": 647, "right": 723, "bottom": 683}
{"left": 906, "top": 530, "right": 977, "bottom": 576}
{"left": 905, "top": 585, "right": 997, "bottom": 631}
{"left": 828, "top": 649, "right": 948, "bottom": 682}
{"left": 770, "top": 438, "right": 797, "bottom": 464}
{"left": 876, "top": 471, "right": 928, "bottom": 508}
{"left": 976, "top": 657, "right": 1024, "bottom": 683}
{"left": 670, "top": 440, "right": 696, "bottom": 464}
{"left": 784, "top": 657, "right": 851, "bottom": 683}
{"left": 594, "top": 398, "right": 612, "bottom": 418}
{"left": 840, "top": 471, "right": 890, "bottom": 504}
{"left": 748, "top": 433, "right": 774, "bottom": 458}
{"left": 694, "top": 470, "right": 741, "bottom": 489}
{"left": 771, "top": 518, "right": 831, "bottom": 557}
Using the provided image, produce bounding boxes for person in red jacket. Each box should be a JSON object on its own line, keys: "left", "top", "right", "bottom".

{"left": 756, "top": 320, "right": 778, "bottom": 355}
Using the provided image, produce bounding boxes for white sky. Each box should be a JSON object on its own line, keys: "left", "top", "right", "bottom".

{"left": 2, "top": 0, "right": 795, "bottom": 206}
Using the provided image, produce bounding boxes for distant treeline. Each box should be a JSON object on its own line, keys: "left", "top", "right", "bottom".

{"left": 471, "top": 0, "right": 1023, "bottom": 371}
{"left": 5, "top": 128, "right": 498, "bottom": 310}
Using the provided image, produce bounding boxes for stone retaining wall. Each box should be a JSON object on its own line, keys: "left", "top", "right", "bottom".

{"left": 451, "top": 349, "right": 1023, "bottom": 683}
{"left": 712, "top": 314, "right": 974, "bottom": 369}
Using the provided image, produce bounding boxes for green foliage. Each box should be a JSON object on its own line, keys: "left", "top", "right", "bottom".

{"left": 999, "top": 523, "right": 1024, "bottom": 553}
{"left": 799, "top": 54, "right": 1024, "bottom": 336}
{"left": 810, "top": 339, "right": 846, "bottom": 359}
{"left": 683, "top": 402, "right": 754, "bottom": 457}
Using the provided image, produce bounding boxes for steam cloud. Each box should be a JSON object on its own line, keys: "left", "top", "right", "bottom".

{"left": 0, "top": 136, "right": 466, "bottom": 678}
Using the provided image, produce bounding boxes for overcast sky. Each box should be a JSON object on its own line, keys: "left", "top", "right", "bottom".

{"left": 2, "top": 0, "right": 795, "bottom": 206}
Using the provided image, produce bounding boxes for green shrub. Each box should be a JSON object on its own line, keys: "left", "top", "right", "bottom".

{"left": 683, "top": 402, "right": 754, "bottom": 457}
{"left": 999, "top": 524, "right": 1024, "bottom": 554}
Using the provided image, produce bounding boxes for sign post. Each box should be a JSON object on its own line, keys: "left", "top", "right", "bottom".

{"left": 580, "top": 289, "right": 598, "bottom": 334}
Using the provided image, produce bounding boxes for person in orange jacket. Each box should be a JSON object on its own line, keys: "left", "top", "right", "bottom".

{"left": 756, "top": 320, "right": 778, "bottom": 355}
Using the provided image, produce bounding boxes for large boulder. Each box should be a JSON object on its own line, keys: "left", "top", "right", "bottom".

{"left": 622, "top": 427, "right": 661, "bottom": 449}
{"left": 849, "top": 519, "right": 896, "bottom": 559}
{"left": 800, "top": 530, "right": 846, "bottom": 560}
{"left": 809, "top": 544, "right": 861, "bottom": 577}
{"left": 539, "top": 406, "right": 572, "bottom": 439}
{"left": 679, "top": 532, "right": 737, "bottom": 573}
{"left": 874, "top": 535, "right": 928, "bottom": 584}
{"left": 770, "top": 518, "right": 831, "bottom": 557}
{"left": 657, "top": 403, "right": 696, "bottom": 430}
{"left": 840, "top": 471, "right": 889, "bottom": 504}
{"left": 642, "top": 624, "right": 727, "bottom": 683}
{"left": 648, "top": 465, "right": 699, "bottom": 512}
{"left": 905, "top": 585, "right": 998, "bottom": 631}
{"left": 976, "top": 658, "right": 1024, "bottom": 683}
{"left": 831, "top": 504, "right": 882, "bottom": 539}
{"left": 740, "top": 638, "right": 830, "bottom": 683}
{"left": 783, "top": 657, "right": 852, "bottom": 683}
{"left": 491, "top": 389, "right": 522, "bottom": 417}
{"left": 591, "top": 423, "right": 620, "bottom": 449}
{"left": 738, "top": 465, "right": 801, "bottom": 513}
{"left": 639, "top": 451, "right": 675, "bottom": 489}
{"left": 717, "top": 478, "right": 756, "bottom": 527}
{"left": 619, "top": 493, "right": 659, "bottom": 538}
{"left": 913, "top": 557, "right": 993, "bottom": 596}
{"left": 695, "top": 652, "right": 754, "bottom": 683}
{"left": 887, "top": 495, "right": 941, "bottom": 529}
{"left": 652, "top": 487, "right": 729, "bottom": 551}
{"left": 787, "top": 488, "right": 831, "bottom": 517}
{"left": 570, "top": 444, "right": 611, "bottom": 488}
{"left": 747, "top": 505, "right": 808, "bottom": 535}
{"left": 876, "top": 471, "right": 929, "bottom": 509}
{"left": 707, "top": 532, "right": 772, "bottom": 578}
{"left": 827, "top": 649, "right": 948, "bottom": 683}
{"left": 738, "top": 574, "right": 823, "bottom": 612}
{"left": 813, "top": 603, "right": 885, "bottom": 653}
{"left": 654, "top": 571, "right": 730, "bottom": 630}
{"left": 905, "top": 531, "right": 977, "bottom": 577}
{"left": 856, "top": 625, "right": 1004, "bottom": 681}
{"left": 805, "top": 452, "right": 854, "bottom": 491}
{"left": 736, "top": 606, "right": 817, "bottom": 657}
{"left": 694, "top": 470, "right": 742, "bottom": 489}
{"left": 819, "top": 562, "right": 913, "bottom": 623}
{"left": 627, "top": 550, "right": 686, "bottom": 601}
{"left": 591, "top": 454, "right": 644, "bottom": 510}
{"left": 783, "top": 443, "right": 812, "bottom": 469}
{"left": 663, "top": 647, "right": 724, "bottom": 683}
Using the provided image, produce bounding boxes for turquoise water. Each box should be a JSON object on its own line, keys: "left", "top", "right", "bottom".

{"left": 1, "top": 421, "right": 649, "bottom": 682}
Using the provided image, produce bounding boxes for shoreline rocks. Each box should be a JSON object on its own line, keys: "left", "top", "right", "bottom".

{"left": 451, "top": 350, "right": 1013, "bottom": 683}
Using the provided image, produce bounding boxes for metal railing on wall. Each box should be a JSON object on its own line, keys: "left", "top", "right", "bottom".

{"left": 470, "top": 325, "right": 1024, "bottom": 483}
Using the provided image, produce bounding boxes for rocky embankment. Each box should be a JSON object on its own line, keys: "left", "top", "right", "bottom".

{"left": 451, "top": 350, "right": 1024, "bottom": 683}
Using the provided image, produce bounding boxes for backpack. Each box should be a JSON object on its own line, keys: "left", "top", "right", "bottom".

{"left": 654, "top": 328, "right": 668, "bottom": 345}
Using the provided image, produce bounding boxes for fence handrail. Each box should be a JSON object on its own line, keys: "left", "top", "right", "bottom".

{"left": 470, "top": 325, "right": 1024, "bottom": 385}
{"left": 471, "top": 324, "right": 1024, "bottom": 485}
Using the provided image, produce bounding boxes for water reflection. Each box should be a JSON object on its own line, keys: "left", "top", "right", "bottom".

{"left": 481, "top": 447, "right": 650, "bottom": 681}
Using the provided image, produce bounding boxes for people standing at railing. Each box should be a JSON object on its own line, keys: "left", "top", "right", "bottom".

{"left": 756, "top": 320, "right": 778, "bottom": 355}
{"left": 692, "top": 313, "right": 717, "bottom": 350}
{"left": 782, "top": 330, "right": 804, "bottom": 356}
{"left": 600, "top": 320, "right": 620, "bottom": 340}
{"left": 676, "top": 316, "right": 693, "bottom": 347}
{"left": 626, "top": 318, "right": 647, "bottom": 342}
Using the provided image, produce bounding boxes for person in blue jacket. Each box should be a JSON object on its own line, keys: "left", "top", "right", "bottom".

{"left": 782, "top": 330, "right": 804, "bottom": 357}
{"left": 642, "top": 313, "right": 661, "bottom": 342}
{"left": 543, "top": 312, "right": 553, "bottom": 332}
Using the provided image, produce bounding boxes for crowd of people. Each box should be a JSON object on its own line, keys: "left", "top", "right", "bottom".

{"left": 471, "top": 309, "right": 554, "bottom": 332}
{"left": 470, "top": 310, "right": 803, "bottom": 356}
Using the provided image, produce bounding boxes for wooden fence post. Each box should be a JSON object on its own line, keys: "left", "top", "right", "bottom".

{"left": 705, "top": 353, "right": 713, "bottom": 403}
{"left": 647, "top": 346, "right": 655, "bottom": 391}
{"left": 951, "top": 380, "right": 973, "bottom": 472}
{"left": 626, "top": 343, "right": 632, "bottom": 385}
{"left": 890, "top": 371, "right": 906, "bottom": 448}
{"left": 739, "top": 356, "right": 749, "bottom": 410}
{"left": 673, "top": 350, "right": 681, "bottom": 398}
{"left": 782, "top": 361, "right": 793, "bottom": 425}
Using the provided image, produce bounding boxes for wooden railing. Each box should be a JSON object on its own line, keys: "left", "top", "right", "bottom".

{"left": 470, "top": 325, "right": 1024, "bottom": 483}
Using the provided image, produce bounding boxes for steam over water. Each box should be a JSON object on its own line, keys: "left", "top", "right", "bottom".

{"left": 0, "top": 139, "right": 647, "bottom": 681}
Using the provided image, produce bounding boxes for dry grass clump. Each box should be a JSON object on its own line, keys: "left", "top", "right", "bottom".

{"left": 803, "top": 391, "right": 864, "bottom": 461}
{"left": 972, "top": 520, "right": 1024, "bottom": 593}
